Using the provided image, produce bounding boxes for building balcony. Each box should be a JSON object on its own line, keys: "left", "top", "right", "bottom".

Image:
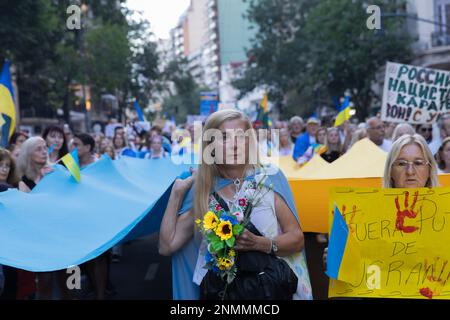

{"left": 208, "top": 8, "right": 216, "bottom": 20}
{"left": 207, "top": 0, "right": 216, "bottom": 9}
{"left": 209, "top": 20, "right": 217, "bottom": 31}
{"left": 431, "top": 31, "right": 450, "bottom": 47}
{"left": 413, "top": 40, "right": 450, "bottom": 70}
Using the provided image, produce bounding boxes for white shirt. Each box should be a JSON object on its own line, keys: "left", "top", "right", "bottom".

{"left": 429, "top": 138, "right": 442, "bottom": 156}
{"left": 193, "top": 179, "right": 313, "bottom": 300}
{"left": 379, "top": 139, "right": 392, "bottom": 152}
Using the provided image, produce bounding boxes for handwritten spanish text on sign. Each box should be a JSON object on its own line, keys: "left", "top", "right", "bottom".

{"left": 381, "top": 62, "right": 450, "bottom": 124}
{"left": 329, "top": 187, "right": 450, "bottom": 299}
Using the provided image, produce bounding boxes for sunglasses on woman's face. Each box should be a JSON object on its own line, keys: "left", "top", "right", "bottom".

{"left": 420, "top": 128, "right": 432, "bottom": 132}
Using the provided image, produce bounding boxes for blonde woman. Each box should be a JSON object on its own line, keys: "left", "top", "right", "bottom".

{"left": 159, "top": 109, "right": 312, "bottom": 300}
{"left": 279, "top": 128, "right": 294, "bottom": 156}
{"left": 17, "top": 137, "right": 70, "bottom": 300}
{"left": 323, "top": 134, "right": 439, "bottom": 270}
{"left": 321, "top": 127, "right": 342, "bottom": 163}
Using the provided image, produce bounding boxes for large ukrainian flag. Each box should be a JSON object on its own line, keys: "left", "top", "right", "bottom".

{"left": 0, "top": 60, "right": 16, "bottom": 146}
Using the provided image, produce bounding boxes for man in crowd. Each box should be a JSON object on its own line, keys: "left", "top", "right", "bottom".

{"left": 289, "top": 116, "right": 304, "bottom": 144}
{"left": 293, "top": 116, "right": 320, "bottom": 161}
{"left": 71, "top": 133, "right": 97, "bottom": 168}
{"left": 366, "top": 116, "right": 392, "bottom": 152}
{"left": 429, "top": 113, "right": 450, "bottom": 154}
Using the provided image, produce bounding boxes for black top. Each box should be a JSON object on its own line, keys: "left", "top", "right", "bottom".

{"left": 291, "top": 135, "right": 298, "bottom": 144}
{"left": 0, "top": 183, "right": 13, "bottom": 193}
{"left": 321, "top": 151, "right": 341, "bottom": 163}
{"left": 21, "top": 175, "right": 36, "bottom": 191}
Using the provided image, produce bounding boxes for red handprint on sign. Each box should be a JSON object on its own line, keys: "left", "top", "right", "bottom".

{"left": 395, "top": 191, "right": 421, "bottom": 233}
{"left": 341, "top": 205, "right": 357, "bottom": 233}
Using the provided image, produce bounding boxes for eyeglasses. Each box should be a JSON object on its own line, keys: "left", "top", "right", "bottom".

{"left": 393, "top": 159, "right": 430, "bottom": 170}
{"left": 369, "top": 125, "right": 384, "bottom": 130}
{"left": 420, "top": 128, "right": 432, "bottom": 132}
{"left": 0, "top": 163, "right": 10, "bottom": 170}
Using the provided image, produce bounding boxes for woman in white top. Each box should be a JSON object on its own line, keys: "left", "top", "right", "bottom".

{"left": 278, "top": 128, "right": 294, "bottom": 156}
{"left": 159, "top": 109, "right": 312, "bottom": 300}
{"left": 144, "top": 135, "right": 169, "bottom": 159}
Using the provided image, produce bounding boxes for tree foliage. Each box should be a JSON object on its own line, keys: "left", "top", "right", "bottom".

{"left": 161, "top": 58, "right": 206, "bottom": 124}
{"left": 235, "top": 0, "right": 414, "bottom": 120}
{"left": 0, "top": 0, "right": 160, "bottom": 126}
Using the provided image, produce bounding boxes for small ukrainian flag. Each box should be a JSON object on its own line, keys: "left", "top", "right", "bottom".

{"left": 334, "top": 96, "right": 351, "bottom": 127}
{"left": 61, "top": 148, "right": 81, "bottom": 182}
{"left": 326, "top": 205, "right": 361, "bottom": 283}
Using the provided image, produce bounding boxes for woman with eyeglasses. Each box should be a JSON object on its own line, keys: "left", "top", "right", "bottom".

{"left": 322, "top": 134, "right": 439, "bottom": 281}
{"left": 416, "top": 124, "right": 433, "bottom": 143}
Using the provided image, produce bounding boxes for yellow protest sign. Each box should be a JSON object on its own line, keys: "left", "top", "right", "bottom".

{"left": 328, "top": 186, "right": 450, "bottom": 300}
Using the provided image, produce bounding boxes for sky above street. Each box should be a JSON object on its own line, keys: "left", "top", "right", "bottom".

{"left": 126, "top": 0, "right": 191, "bottom": 39}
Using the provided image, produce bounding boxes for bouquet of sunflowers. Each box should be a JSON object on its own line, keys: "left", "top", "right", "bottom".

{"left": 195, "top": 170, "right": 272, "bottom": 284}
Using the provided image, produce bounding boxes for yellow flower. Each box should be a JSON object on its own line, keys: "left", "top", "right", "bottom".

{"left": 217, "top": 257, "right": 234, "bottom": 271}
{"left": 203, "top": 211, "right": 219, "bottom": 230}
{"left": 215, "top": 220, "right": 233, "bottom": 241}
{"left": 229, "top": 249, "right": 236, "bottom": 257}
{"left": 195, "top": 219, "right": 201, "bottom": 226}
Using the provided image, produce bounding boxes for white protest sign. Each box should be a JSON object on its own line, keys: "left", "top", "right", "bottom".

{"left": 381, "top": 62, "right": 450, "bottom": 124}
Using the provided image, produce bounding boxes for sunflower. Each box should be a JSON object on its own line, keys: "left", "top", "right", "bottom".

{"left": 217, "top": 257, "right": 234, "bottom": 271}
{"left": 203, "top": 211, "right": 219, "bottom": 230}
{"left": 215, "top": 220, "right": 233, "bottom": 241}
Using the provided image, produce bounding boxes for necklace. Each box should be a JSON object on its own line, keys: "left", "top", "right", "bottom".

{"left": 233, "top": 178, "right": 242, "bottom": 195}
{"left": 218, "top": 167, "right": 249, "bottom": 201}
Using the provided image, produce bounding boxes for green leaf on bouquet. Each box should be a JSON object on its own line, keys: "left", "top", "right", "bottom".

{"left": 207, "top": 232, "right": 219, "bottom": 242}
{"left": 225, "top": 237, "right": 235, "bottom": 248}
{"left": 211, "top": 240, "right": 225, "bottom": 252}
{"left": 233, "top": 224, "right": 244, "bottom": 235}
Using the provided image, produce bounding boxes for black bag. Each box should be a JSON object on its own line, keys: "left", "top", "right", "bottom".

{"left": 200, "top": 193, "right": 298, "bottom": 300}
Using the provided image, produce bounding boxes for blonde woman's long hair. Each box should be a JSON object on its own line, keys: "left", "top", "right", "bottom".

{"left": 383, "top": 134, "right": 439, "bottom": 188}
{"left": 324, "top": 127, "right": 342, "bottom": 153}
{"left": 193, "top": 110, "right": 261, "bottom": 220}
{"left": 16, "top": 137, "right": 49, "bottom": 181}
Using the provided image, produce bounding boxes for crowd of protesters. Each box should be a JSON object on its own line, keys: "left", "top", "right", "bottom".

{"left": 0, "top": 110, "right": 449, "bottom": 300}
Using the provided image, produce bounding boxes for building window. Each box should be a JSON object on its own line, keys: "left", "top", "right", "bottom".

{"left": 435, "top": 0, "right": 450, "bottom": 34}
{"left": 432, "top": 0, "right": 450, "bottom": 46}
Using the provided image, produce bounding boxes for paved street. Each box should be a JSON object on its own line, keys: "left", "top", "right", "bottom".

{"left": 78, "top": 232, "right": 329, "bottom": 300}
{"left": 109, "top": 233, "right": 172, "bottom": 300}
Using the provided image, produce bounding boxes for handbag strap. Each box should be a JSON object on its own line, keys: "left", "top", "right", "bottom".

{"left": 211, "top": 191, "right": 230, "bottom": 212}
